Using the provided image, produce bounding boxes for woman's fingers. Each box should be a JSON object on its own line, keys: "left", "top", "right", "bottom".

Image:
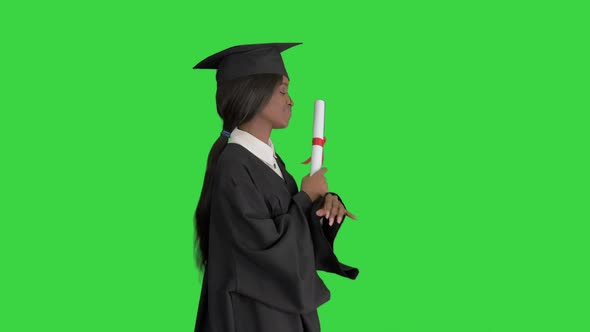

{"left": 333, "top": 210, "right": 358, "bottom": 225}
{"left": 336, "top": 205, "right": 354, "bottom": 224}
{"left": 323, "top": 196, "right": 334, "bottom": 219}
{"left": 346, "top": 211, "right": 358, "bottom": 220}
{"left": 316, "top": 195, "right": 359, "bottom": 225}
{"left": 329, "top": 204, "right": 341, "bottom": 226}
{"left": 315, "top": 197, "right": 334, "bottom": 217}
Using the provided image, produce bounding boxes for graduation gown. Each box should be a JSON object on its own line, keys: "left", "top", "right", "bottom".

{"left": 194, "top": 143, "right": 358, "bottom": 332}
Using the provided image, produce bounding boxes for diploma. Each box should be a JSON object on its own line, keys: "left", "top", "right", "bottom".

{"left": 310, "top": 100, "right": 326, "bottom": 176}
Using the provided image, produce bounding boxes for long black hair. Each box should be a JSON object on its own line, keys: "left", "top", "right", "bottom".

{"left": 194, "top": 73, "right": 283, "bottom": 271}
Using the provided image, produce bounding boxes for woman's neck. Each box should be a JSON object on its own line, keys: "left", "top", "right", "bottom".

{"left": 238, "top": 121, "right": 272, "bottom": 146}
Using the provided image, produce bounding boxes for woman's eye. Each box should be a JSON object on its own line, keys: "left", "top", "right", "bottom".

{"left": 280, "top": 92, "right": 287, "bottom": 95}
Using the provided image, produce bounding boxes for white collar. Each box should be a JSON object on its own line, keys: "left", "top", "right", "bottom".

{"left": 228, "top": 127, "right": 278, "bottom": 166}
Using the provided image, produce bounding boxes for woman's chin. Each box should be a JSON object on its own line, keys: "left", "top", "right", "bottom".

{"left": 274, "top": 118, "right": 290, "bottom": 129}
{"left": 273, "top": 123, "right": 288, "bottom": 129}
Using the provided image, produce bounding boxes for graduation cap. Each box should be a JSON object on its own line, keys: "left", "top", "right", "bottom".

{"left": 193, "top": 42, "right": 302, "bottom": 85}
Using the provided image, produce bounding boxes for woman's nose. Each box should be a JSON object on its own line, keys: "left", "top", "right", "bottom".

{"left": 288, "top": 96, "right": 294, "bottom": 107}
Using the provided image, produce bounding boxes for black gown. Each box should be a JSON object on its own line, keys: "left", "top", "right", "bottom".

{"left": 194, "top": 143, "right": 359, "bottom": 332}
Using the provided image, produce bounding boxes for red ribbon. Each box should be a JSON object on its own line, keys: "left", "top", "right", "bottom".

{"left": 301, "top": 137, "right": 326, "bottom": 164}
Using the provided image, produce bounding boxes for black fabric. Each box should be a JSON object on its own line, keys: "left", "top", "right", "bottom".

{"left": 309, "top": 192, "right": 360, "bottom": 280}
{"left": 193, "top": 43, "right": 301, "bottom": 85}
{"left": 194, "top": 143, "right": 358, "bottom": 332}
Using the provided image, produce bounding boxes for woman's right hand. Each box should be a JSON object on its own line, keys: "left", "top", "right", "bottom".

{"left": 301, "top": 167, "right": 328, "bottom": 202}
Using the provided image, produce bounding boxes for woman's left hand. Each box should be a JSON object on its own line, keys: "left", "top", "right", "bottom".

{"left": 315, "top": 193, "right": 358, "bottom": 226}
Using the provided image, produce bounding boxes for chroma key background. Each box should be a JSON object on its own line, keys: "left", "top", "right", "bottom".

{"left": 1, "top": 0, "right": 588, "bottom": 331}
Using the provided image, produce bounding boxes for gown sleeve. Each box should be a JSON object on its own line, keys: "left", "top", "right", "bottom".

{"left": 274, "top": 153, "right": 359, "bottom": 280}
{"left": 211, "top": 163, "right": 331, "bottom": 314}
{"left": 308, "top": 192, "right": 359, "bottom": 279}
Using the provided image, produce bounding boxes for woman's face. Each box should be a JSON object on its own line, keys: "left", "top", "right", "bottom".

{"left": 260, "top": 75, "right": 294, "bottom": 129}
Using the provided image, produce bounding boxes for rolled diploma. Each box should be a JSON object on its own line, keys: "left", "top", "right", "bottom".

{"left": 310, "top": 99, "right": 325, "bottom": 176}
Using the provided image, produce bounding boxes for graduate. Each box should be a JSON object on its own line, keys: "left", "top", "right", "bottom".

{"left": 192, "top": 42, "right": 359, "bottom": 332}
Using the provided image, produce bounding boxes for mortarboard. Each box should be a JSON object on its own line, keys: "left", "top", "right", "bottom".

{"left": 193, "top": 42, "right": 302, "bottom": 85}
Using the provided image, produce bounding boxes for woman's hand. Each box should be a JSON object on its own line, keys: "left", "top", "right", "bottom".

{"left": 315, "top": 193, "right": 358, "bottom": 226}
{"left": 301, "top": 168, "right": 329, "bottom": 202}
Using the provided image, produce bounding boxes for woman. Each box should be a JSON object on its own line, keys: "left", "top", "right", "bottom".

{"left": 192, "top": 43, "right": 359, "bottom": 332}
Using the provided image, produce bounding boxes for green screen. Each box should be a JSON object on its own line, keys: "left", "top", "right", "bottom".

{"left": 2, "top": 0, "right": 588, "bottom": 331}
